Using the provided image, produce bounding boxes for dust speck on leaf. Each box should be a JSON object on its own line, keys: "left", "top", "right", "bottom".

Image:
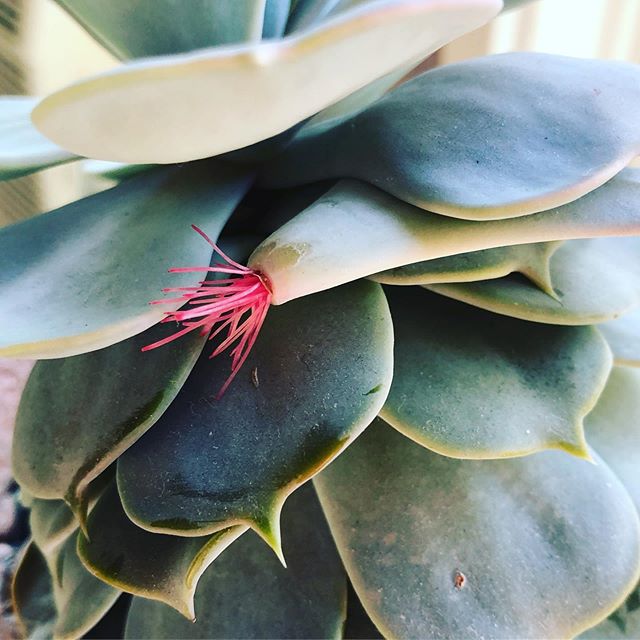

{"left": 453, "top": 570, "right": 466, "bottom": 590}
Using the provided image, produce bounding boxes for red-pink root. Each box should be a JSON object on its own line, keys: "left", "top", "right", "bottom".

{"left": 142, "top": 225, "right": 272, "bottom": 398}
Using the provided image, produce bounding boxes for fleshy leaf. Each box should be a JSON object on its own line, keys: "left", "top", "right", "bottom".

{"left": 428, "top": 237, "right": 640, "bottom": 325}
{"left": 30, "top": 499, "right": 78, "bottom": 555}
{"left": 263, "top": 0, "right": 291, "bottom": 38}
{"left": 123, "top": 483, "right": 347, "bottom": 639}
{"left": 262, "top": 53, "right": 640, "bottom": 220}
{"left": 79, "top": 482, "right": 246, "bottom": 619}
{"left": 12, "top": 320, "right": 207, "bottom": 520}
{"left": 45, "top": 533, "right": 120, "bottom": 640}
{"left": 600, "top": 309, "right": 640, "bottom": 368}
{"left": 55, "top": 0, "right": 267, "bottom": 59}
{"left": 33, "top": 0, "right": 501, "bottom": 164}
{"left": 579, "top": 586, "right": 640, "bottom": 640}
{"left": 249, "top": 171, "right": 640, "bottom": 304}
{"left": 12, "top": 543, "right": 56, "bottom": 640}
{"left": 585, "top": 366, "right": 640, "bottom": 511}
{"left": 381, "top": 288, "right": 610, "bottom": 459}
{"left": 0, "top": 96, "right": 76, "bottom": 181}
{"left": 0, "top": 162, "right": 252, "bottom": 358}
{"left": 314, "top": 419, "right": 640, "bottom": 639}
{"left": 372, "top": 241, "right": 561, "bottom": 292}
{"left": 117, "top": 280, "right": 393, "bottom": 557}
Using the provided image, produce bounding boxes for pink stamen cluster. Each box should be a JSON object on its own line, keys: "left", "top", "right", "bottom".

{"left": 142, "top": 225, "right": 272, "bottom": 398}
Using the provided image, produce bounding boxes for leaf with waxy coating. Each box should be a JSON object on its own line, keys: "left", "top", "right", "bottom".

{"left": 0, "top": 162, "right": 251, "bottom": 359}
{"left": 79, "top": 481, "right": 247, "bottom": 619}
{"left": 372, "top": 241, "right": 561, "bottom": 292}
{"left": 12, "top": 320, "right": 206, "bottom": 521}
{"left": 117, "top": 280, "right": 393, "bottom": 559}
{"left": 600, "top": 309, "right": 640, "bottom": 368}
{"left": 33, "top": 0, "right": 501, "bottom": 164}
{"left": 12, "top": 543, "right": 56, "bottom": 640}
{"left": 428, "top": 237, "right": 640, "bottom": 325}
{"left": 263, "top": 0, "right": 291, "bottom": 38}
{"left": 586, "top": 366, "right": 640, "bottom": 512}
{"left": 55, "top": 0, "right": 267, "bottom": 60}
{"left": 30, "top": 499, "right": 78, "bottom": 555}
{"left": 123, "top": 483, "right": 347, "bottom": 639}
{"left": 263, "top": 53, "right": 640, "bottom": 220}
{"left": 579, "top": 587, "right": 640, "bottom": 640}
{"left": 47, "top": 534, "right": 120, "bottom": 640}
{"left": 381, "top": 288, "right": 610, "bottom": 459}
{"left": 0, "top": 96, "right": 76, "bottom": 181}
{"left": 314, "top": 419, "right": 640, "bottom": 639}
{"left": 249, "top": 171, "right": 640, "bottom": 305}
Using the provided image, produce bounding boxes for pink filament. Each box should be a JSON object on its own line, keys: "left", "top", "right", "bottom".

{"left": 142, "top": 225, "right": 272, "bottom": 399}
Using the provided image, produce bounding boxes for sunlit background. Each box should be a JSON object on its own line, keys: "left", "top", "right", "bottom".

{"left": 1, "top": 0, "right": 639, "bottom": 221}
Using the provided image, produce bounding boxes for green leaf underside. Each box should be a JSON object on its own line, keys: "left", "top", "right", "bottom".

{"left": 249, "top": 170, "right": 640, "bottom": 305}
{"left": 372, "top": 241, "right": 561, "bottom": 291}
{"left": 314, "top": 419, "right": 640, "bottom": 639}
{"left": 117, "top": 280, "right": 393, "bottom": 554}
{"left": 428, "top": 237, "right": 640, "bottom": 325}
{"left": 79, "top": 481, "right": 247, "bottom": 619}
{"left": 12, "top": 543, "right": 56, "bottom": 640}
{"left": 0, "top": 96, "right": 76, "bottom": 181}
{"left": 600, "top": 309, "right": 640, "bottom": 367}
{"left": 579, "top": 586, "right": 640, "bottom": 640}
{"left": 262, "top": 53, "right": 640, "bottom": 220}
{"left": 0, "top": 161, "right": 251, "bottom": 359}
{"left": 586, "top": 366, "right": 640, "bottom": 512}
{"left": 12, "top": 319, "right": 206, "bottom": 519}
{"left": 123, "top": 483, "right": 347, "bottom": 639}
{"left": 33, "top": 0, "right": 500, "bottom": 164}
{"left": 381, "top": 288, "right": 610, "bottom": 459}
{"left": 55, "top": 0, "right": 267, "bottom": 60}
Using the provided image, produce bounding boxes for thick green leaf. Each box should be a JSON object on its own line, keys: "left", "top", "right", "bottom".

{"left": 249, "top": 171, "right": 640, "bottom": 304}
{"left": 315, "top": 419, "right": 640, "bottom": 639}
{"left": 30, "top": 499, "right": 78, "bottom": 555}
{"left": 372, "top": 241, "right": 561, "bottom": 292}
{"left": 0, "top": 96, "right": 76, "bottom": 181}
{"left": 45, "top": 533, "right": 120, "bottom": 639}
{"left": 55, "top": 0, "right": 266, "bottom": 60}
{"left": 600, "top": 309, "right": 640, "bottom": 368}
{"left": 428, "top": 237, "right": 640, "bottom": 325}
{"left": 12, "top": 543, "right": 56, "bottom": 640}
{"left": 0, "top": 162, "right": 251, "bottom": 358}
{"left": 263, "top": 53, "right": 640, "bottom": 220}
{"left": 586, "top": 366, "right": 640, "bottom": 511}
{"left": 381, "top": 288, "right": 611, "bottom": 459}
{"left": 580, "top": 586, "right": 640, "bottom": 640}
{"left": 13, "top": 320, "right": 206, "bottom": 521}
{"left": 79, "top": 481, "right": 247, "bottom": 619}
{"left": 117, "top": 280, "right": 393, "bottom": 557}
{"left": 263, "top": 0, "right": 291, "bottom": 38}
{"left": 33, "top": 0, "right": 500, "bottom": 164}
{"left": 124, "top": 483, "right": 347, "bottom": 639}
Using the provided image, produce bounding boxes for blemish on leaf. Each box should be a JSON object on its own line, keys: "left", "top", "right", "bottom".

{"left": 383, "top": 532, "right": 397, "bottom": 546}
{"left": 364, "top": 384, "right": 383, "bottom": 396}
{"left": 251, "top": 367, "right": 259, "bottom": 388}
{"left": 453, "top": 570, "right": 466, "bottom": 590}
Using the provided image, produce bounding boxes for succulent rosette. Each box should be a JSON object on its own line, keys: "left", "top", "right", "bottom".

{"left": 2, "top": 1, "right": 640, "bottom": 638}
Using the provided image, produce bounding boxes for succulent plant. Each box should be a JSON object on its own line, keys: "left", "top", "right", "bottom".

{"left": 2, "top": 0, "right": 640, "bottom": 638}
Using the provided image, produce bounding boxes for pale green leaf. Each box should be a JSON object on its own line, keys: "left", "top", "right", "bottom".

{"left": 117, "top": 280, "right": 393, "bottom": 559}
{"left": 123, "top": 484, "right": 347, "bottom": 639}
{"left": 600, "top": 309, "right": 640, "bottom": 368}
{"left": 428, "top": 237, "right": 640, "bottom": 325}
{"left": 248, "top": 171, "right": 640, "bottom": 304}
{"left": 0, "top": 96, "right": 76, "bottom": 181}
{"left": 314, "top": 420, "right": 640, "bottom": 639}
{"left": 55, "top": 0, "right": 267, "bottom": 59}
{"left": 381, "top": 288, "right": 611, "bottom": 459}
{"left": 263, "top": 53, "right": 640, "bottom": 219}
{"left": 33, "top": 0, "right": 501, "bottom": 163}
{"left": 0, "top": 162, "right": 251, "bottom": 358}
